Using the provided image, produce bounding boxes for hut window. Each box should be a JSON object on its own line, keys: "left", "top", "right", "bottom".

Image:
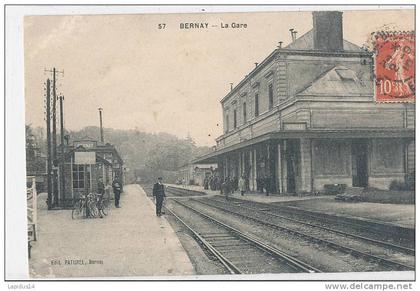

{"left": 72, "top": 165, "right": 90, "bottom": 189}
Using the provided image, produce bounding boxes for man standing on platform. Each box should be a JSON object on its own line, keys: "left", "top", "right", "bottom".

{"left": 98, "top": 177, "right": 105, "bottom": 195}
{"left": 264, "top": 175, "right": 271, "bottom": 196}
{"left": 153, "top": 177, "right": 166, "bottom": 217}
{"left": 97, "top": 177, "right": 105, "bottom": 218}
{"left": 238, "top": 175, "right": 246, "bottom": 196}
{"left": 112, "top": 176, "right": 122, "bottom": 208}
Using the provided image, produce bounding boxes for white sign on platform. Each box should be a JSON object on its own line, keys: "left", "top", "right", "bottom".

{"left": 74, "top": 152, "right": 96, "bottom": 164}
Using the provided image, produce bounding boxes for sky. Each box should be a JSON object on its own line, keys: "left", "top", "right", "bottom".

{"left": 24, "top": 9, "right": 414, "bottom": 146}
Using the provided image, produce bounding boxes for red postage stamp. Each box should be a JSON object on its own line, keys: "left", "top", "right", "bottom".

{"left": 374, "top": 31, "right": 415, "bottom": 102}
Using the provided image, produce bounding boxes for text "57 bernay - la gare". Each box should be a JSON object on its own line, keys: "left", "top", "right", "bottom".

{"left": 179, "top": 22, "right": 248, "bottom": 29}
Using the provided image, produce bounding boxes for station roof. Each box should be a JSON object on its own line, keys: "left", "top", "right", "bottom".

{"left": 285, "top": 29, "right": 365, "bottom": 52}
{"left": 296, "top": 65, "right": 372, "bottom": 96}
{"left": 220, "top": 29, "right": 370, "bottom": 104}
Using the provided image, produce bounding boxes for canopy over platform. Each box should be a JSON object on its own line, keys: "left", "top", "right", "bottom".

{"left": 193, "top": 128, "right": 414, "bottom": 164}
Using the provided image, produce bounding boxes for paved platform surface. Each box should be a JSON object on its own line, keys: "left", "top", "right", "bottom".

{"left": 29, "top": 184, "right": 194, "bottom": 278}
{"left": 283, "top": 198, "right": 415, "bottom": 229}
{"left": 166, "top": 183, "right": 332, "bottom": 202}
{"left": 168, "top": 184, "right": 414, "bottom": 229}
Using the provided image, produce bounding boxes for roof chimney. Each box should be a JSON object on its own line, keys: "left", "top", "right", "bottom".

{"left": 312, "top": 11, "right": 343, "bottom": 51}
{"left": 289, "top": 28, "right": 296, "bottom": 42}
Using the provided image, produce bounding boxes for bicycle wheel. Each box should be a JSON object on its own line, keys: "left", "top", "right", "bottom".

{"left": 72, "top": 201, "right": 84, "bottom": 219}
{"left": 88, "top": 201, "right": 99, "bottom": 218}
{"left": 100, "top": 199, "right": 109, "bottom": 216}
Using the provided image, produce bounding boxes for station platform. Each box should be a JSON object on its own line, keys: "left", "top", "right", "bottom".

{"left": 29, "top": 184, "right": 194, "bottom": 278}
{"left": 282, "top": 198, "right": 415, "bottom": 229}
{"left": 167, "top": 184, "right": 414, "bottom": 230}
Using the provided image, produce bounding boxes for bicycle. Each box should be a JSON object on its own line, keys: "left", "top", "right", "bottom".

{"left": 96, "top": 192, "right": 110, "bottom": 217}
{"left": 71, "top": 192, "right": 97, "bottom": 219}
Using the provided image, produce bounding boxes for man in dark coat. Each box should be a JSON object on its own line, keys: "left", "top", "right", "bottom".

{"left": 97, "top": 177, "right": 105, "bottom": 218}
{"left": 264, "top": 175, "right": 271, "bottom": 196}
{"left": 112, "top": 177, "right": 122, "bottom": 208}
{"left": 97, "top": 177, "right": 105, "bottom": 195}
{"left": 152, "top": 177, "right": 166, "bottom": 217}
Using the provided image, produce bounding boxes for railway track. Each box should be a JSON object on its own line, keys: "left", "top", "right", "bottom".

{"left": 166, "top": 186, "right": 206, "bottom": 197}
{"left": 185, "top": 197, "right": 414, "bottom": 271}
{"left": 166, "top": 199, "right": 322, "bottom": 274}
{"left": 142, "top": 184, "right": 205, "bottom": 197}
{"left": 201, "top": 197, "right": 415, "bottom": 255}
{"left": 211, "top": 195, "right": 414, "bottom": 249}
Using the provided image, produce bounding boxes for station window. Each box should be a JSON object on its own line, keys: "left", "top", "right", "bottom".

{"left": 268, "top": 84, "right": 274, "bottom": 110}
{"left": 225, "top": 115, "right": 229, "bottom": 133}
{"left": 233, "top": 109, "right": 237, "bottom": 129}
{"left": 254, "top": 94, "right": 259, "bottom": 117}
{"left": 72, "top": 165, "right": 90, "bottom": 189}
{"left": 243, "top": 102, "right": 247, "bottom": 123}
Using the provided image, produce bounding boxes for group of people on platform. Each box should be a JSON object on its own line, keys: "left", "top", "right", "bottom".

{"left": 203, "top": 175, "right": 222, "bottom": 191}
{"left": 256, "top": 175, "right": 273, "bottom": 196}
{"left": 204, "top": 174, "right": 273, "bottom": 200}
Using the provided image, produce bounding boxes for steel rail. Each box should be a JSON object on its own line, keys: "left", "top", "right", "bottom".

{"left": 166, "top": 186, "right": 205, "bottom": 197}
{"left": 196, "top": 198, "right": 415, "bottom": 255}
{"left": 164, "top": 205, "right": 241, "bottom": 274}
{"left": 171, "top": 199, "right": 322, "bottom": 273}
{"left": 186, "top": 198, "right": 414, "bottom": 271}
{"left": 212, "top": 195, "right": 414, "bottom": 246}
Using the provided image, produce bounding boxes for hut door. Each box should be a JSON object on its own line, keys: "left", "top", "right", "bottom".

{"left": 351, "top": 140, "right": 368, "bottom": 187}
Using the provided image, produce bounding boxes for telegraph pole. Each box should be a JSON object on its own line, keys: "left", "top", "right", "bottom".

{"left": 59, "top": 94, "right": 66, "bottom": 207}
{"left": 98, "top": 107, "right": 104, "bottom": 143}
{"left": 45, "top": 79, "right": 52, "bottom": 210}
{"left": 52, "top": 68, "right": 58, "bottom": 207}
{"left": 45, "top": 68, "right": 63, "bottom": 207}
{"left": 52, "top": 68, "right": 57, "bottom": 160}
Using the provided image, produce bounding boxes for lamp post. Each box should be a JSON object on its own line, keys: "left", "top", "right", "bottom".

{"left": 98, "top": 107, "right": 104, "bottom": 143}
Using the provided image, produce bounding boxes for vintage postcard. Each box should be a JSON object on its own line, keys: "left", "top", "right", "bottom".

{"left": 8, "top": 5, "right": 417, "bottom": 282}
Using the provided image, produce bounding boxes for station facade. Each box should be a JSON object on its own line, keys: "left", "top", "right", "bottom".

{"left": 194, "top": 11, "right": 415, "bottom": 194}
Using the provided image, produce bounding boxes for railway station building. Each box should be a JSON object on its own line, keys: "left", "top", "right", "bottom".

{"left": 178, "top": 163, "right": 218, "bottom": 186}
{"left": 56, "top": 137, "right": 124, "bottom": 207}
{"left": 194, "top": 11, "right": 415, "bottom": 194}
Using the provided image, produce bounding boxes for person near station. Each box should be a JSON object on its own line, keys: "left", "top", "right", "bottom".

{"left": 258, "top": 175, "right": 265, "bottom": 194}
{"left": 153, "top": 177, "right": 166, "bottom": 217}
{"left": 232, "top": 176, "right": 238, "bottom": 193}
{"left": 97, "top": 177, "right": 105, "bottom": 218}
{"left": 112, "top": 176, "right": 122, "bottom": 208}
{"left": 204, "top": 177, "right": 209, "bottom": 190}
{"left": 222, "top": 177, "right": 231, "bottom": 201}
{"left": 98, "top": 177, "right": 105, "bottom": 195}
{"left": 264, "top": 175, "right": 271, "bottom": 196}
{"left": 238, "top": 175, "right": 246, "bottom": 196}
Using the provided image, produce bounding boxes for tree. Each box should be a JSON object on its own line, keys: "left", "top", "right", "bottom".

{"left": 26, "top": 124, "right": 47, "bottom": 175}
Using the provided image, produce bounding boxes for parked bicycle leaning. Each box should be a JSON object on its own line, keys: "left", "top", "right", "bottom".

{"left": 72, "top": 192, "right": 96, "bottom": 219}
